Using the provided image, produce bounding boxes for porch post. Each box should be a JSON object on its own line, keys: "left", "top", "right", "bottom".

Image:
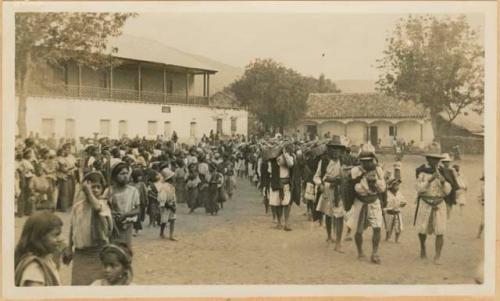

{"left": 185, "top": 73, "right": 189, "bottom": 103}
{"left": 138, "top": 63, "right": 142, "bottom": 101}
{"left": 207, "top": 74, "right": 210, "bottom": 97}
{"left": 203, "top": 73, "right": 207, "bottom": 97}
{"left": 163, "top": 66, "right": 167, "bottom": 103}
{"left": 78, "top": 64, "right": 82, "bottom": 97}
{"left": 420, "top": 122, "right": 424, "bottom": 142}
{"left": 109, "top": 66, "right": 113, "bottom": 99}
{"left": 344, "top": 123, "right": 347, "bottom": 136}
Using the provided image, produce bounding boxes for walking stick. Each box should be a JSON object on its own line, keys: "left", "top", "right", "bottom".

{"left": 413, "top": 196, "right": 420, "bottom": 226}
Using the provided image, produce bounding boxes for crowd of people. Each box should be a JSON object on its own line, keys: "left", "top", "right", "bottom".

{"left": 13, "top": 131, "right": 484, "bottom": 286}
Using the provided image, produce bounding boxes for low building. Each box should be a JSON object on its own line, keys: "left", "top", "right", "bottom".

{"left": 17, "top": 35, "right": 248, "bottom": 143}
{"left": 285, "top": 93, "right": 434, "bottom": 148}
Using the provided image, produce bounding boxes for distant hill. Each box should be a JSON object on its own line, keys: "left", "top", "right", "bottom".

{"left": 334, "top": 79, "right": 376, "bottom": 93}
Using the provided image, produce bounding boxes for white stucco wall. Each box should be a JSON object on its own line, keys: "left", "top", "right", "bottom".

{"left": 319, "top": 121, "right": 345, "bottom": 137}
{"left": 19, "top": 96, "right": 248, "bottom": 144}
{"left": 346, "top": 122, "right": 366, "bottom": 146}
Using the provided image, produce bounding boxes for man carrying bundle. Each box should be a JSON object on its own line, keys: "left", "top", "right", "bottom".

{"left": 313, "top": 136, "right": 347, "bottom": 252}
{"left": 267, "top": 144, "right": 295, "bottom": 231}
{"left": 345, "top": 146, "right": 386, "bottom": 264}
{"left": 414, "top": 153, "right": 452, "bottom": 265}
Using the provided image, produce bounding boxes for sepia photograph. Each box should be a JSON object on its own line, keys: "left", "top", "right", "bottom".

{"left": 1, "top": 1, "right": 497, "bottom": 299}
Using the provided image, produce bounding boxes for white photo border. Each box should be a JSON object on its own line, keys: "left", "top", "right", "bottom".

{"left": 2, "top": 1, "right": 497, "bottom": 298}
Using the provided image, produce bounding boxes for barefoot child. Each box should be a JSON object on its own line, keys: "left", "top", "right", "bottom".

{"left": 384, "top": 178, "right": 406, "bottom": 242}
{"left": 159, "top": 168, "right": 178, "bottom": 241}
{"left": 15, "top": 211, "right": 64, "bottom": 286}
{"left": 91, "top": 243, "right": 134, "bottom": 286}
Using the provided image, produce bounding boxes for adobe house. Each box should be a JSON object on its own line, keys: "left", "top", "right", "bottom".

{"left": 285, "top": 93, "right": 434, "bottom": 149}
{"left": 17, "top": 35, "right": 248, "bottom": 143}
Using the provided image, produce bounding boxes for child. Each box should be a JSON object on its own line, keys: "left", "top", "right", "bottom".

{"left": 477, "top": 175, "right": 484, "bottom": 239}
{"left": 159, "top": 168, "right": 178, "bottom": 241}
{"left": 453, "top": 164, "right": 467, "bottom": 215}
{"left": 130, "top": 168, "right": 148, "bottom": 236}
{"left": 393, "top": 157, "right": 402, "bottom": 181}
{"left": 29, "top": 163, "right": 52, "bottom": 211}
{"left": 67, "top": 171, "right": 113, "bottom": 285}
{"left": 91, "top": 243, "right": 134, "bottom": 286}
{"left": 384, "top": 178, "right": 406, "bottom": 243}
{"left": 15, "top": 211, "right": 64, "bottom": 286}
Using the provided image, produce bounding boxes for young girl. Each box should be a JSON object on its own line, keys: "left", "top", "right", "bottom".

{"left": 91, "top": 243, "right": 134, "bottom": 286}
{"left": 130, "top": 168, "right": 148, "bottom": 236}
{"left": 159, "top": 168, "right": 178, "bottom": 241}
{"left": 15, "top": 211, "right": 64, "bottom": 286}
{"left": 67, "top": 171, "right": 113, "bottom": 285}
{"left": 105, "top": 162, "right": 141, "bottom": 246}
{"left": 384, "top": 178, "right": 406, "bottom": 243}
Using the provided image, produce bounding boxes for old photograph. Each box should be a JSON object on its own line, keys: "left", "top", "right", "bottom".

{"left": 2, "top": 1, "right": 497, "bottom": 299}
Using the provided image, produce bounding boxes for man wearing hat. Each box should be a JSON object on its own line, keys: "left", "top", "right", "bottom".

{"left": 440, "top": 153, "right": 459, "bottom": 219}
{"left": 267, "top": 145, "right": 295, "bottom": 231}
{"left": 313, "top": 135, "right": 348, "bottom": 252}
{"left": 415, "top": 153, "right": 452, "bottom": 265}
{"left": 345, "top": 145, "right": 386, "bottom": 264}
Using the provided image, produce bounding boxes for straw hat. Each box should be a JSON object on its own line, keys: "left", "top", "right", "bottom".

{"left": 441, "top": 153, "right": 452, "bottom": 162}
{"left": 161, "top": 168, "right": 175, "bottom": 181}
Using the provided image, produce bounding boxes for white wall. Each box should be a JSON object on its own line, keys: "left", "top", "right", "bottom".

{"left": 319, "top": 121, "right": 345, "bottom": 137}
{"left": 346, "top": 122, "right": 366, "bottom": 146}
{"left": 21, "top": 96, "right": 248, "bottom": 144}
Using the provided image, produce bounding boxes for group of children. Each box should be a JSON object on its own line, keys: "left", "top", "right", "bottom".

{"left": 14, "top": 134, "right": 252, "bottom": 286}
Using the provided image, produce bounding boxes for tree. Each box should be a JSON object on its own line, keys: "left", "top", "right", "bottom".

{"left": 376, "top": 15, "right": 484, "bottom": 134}
{"left": 15, "top": 12, "right": 136, "bottom": 138}
{"left": 229, "top": 59, "right": 339, "bottom": 133}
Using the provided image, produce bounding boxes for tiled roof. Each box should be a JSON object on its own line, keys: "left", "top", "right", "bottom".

{"left": 306, "top": 93, "right": 428, "bottom": 119}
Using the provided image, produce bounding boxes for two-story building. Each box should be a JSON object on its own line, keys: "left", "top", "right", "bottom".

{"left": 17, "top": 35, "right": 248, "bottom": 143}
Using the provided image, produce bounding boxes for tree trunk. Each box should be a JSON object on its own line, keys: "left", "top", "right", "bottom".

{"left": 429, "top": 111, "right": 440, "bottom": 140}
{"left": 17, "top": 51, "right": 32, "bottom": 139}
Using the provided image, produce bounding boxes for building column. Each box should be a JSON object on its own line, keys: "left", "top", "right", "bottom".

{"left": 203, "top": 73, "right": 207, "bottom": 97}
{"left": 344, "top": 123, "right": 347, "bottom": 136}
{"left": 163, "top": 66, "right": 167, "bottom": 103}
{"left": 185, "top": 73, "right": 189, "bottom": 103}
{"left": 109, "top": 66, "right": 113, "bottom": 98}
{"left": 78, "top": 64, "right": 82, "bottom": 97}
{"left": 420, "top": 123, "right": 424, "bottom": 142}
{"left": 207, "top": 74, "right": 210, "bottom": 97}
{"left": 138, "top": 63, "right": 142, "bottom": 101}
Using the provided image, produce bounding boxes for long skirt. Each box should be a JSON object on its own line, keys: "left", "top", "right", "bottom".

{"left": 225, "top": 176, "right": 235, "bottom": 197}
{"left": 67, "top": 175, "right": 76, "bottom": 208}
{"left": 72, "top": 246, "right": 105, "bottom": 285}
{"left": 175, "top": 181, "right": 187, "bottom": 204}
{"left": 186, "top": 188, "right": 201, "bottom": 210}
{"left": 205, "top": 186, "right": 220, "bottom": 214}
{"left": 112, "top": 225, "right": 133, "bottom": 246}
{"left": 148, "top": 199, "right": 160, "bottom": 225}
{"left": 18, "top": 177, "right": 32, "bottom": 216}
{"left": 57, "top": 179, "right": 72, "bottom": 212}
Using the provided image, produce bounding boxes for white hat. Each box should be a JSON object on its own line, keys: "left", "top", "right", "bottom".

{"left": 161, "top": 168, "right": 175, "bottom": 181}
{"left": 441, "top": 153, "right": 452, "bottom": 162}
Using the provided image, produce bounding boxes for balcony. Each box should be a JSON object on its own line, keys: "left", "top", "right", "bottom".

{"left": 29, "top": 84, "right": 210, "bottom": 106}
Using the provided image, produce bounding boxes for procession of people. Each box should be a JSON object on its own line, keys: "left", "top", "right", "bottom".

{"left": 13, "top": 130, "right": 484, "bottom": 286}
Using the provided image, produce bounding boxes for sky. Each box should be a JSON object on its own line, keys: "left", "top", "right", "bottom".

{"left": 122, "top": 13, "right": 484, "bottom": 81}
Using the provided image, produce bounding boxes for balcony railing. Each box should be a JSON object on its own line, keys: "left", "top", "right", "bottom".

{"left": 29, "top": 84, "right": 210, "bottom": 106}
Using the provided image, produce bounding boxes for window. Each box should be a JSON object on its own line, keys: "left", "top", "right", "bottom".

{"left": 216, "top": 118, "right": 223, "bottom": 135}
{"left": 190, "top": 122, "right": 197, "bottom": 138}
{"left": 231, "top": 117, "right": 237, "bottom": 133}
{"left": 164, "top": 121, "right": 171, "bottom": 138}
{"left": 99, "top": 119, "right": 111, "bottom": 136}
{"left": 118, "top": 120, "right": 128, "bottom": 138}
{"left": 389, "top": 126, "right": 396, "bottom": 136}
{"left": 41, "top": 118, "right": 55, "bottom": 138}
{"left": 148, "top": 121, "right": 158, "bottom": 136}
{"left": 65, "top": 119, "right": 75, "bottom": 138}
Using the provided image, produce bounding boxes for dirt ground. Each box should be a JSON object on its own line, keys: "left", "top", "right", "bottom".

{"left": 14, "top": 154, "right": 484, "bottom": 285}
